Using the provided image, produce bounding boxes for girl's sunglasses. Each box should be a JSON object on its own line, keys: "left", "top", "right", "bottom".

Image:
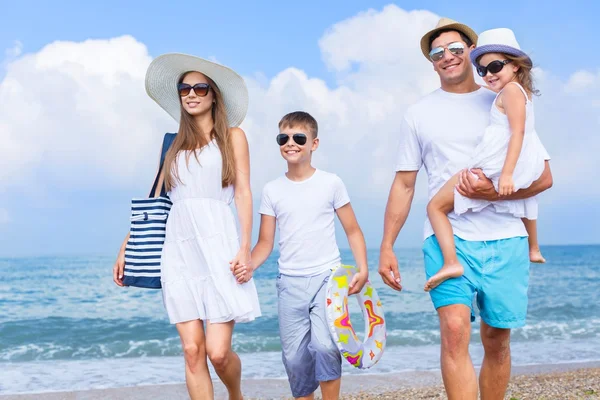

{"left": 276, "top": 133, "right": 307, "bottom": 146}
{"left": 429, "top": 42, "right": 465, "bottom": 62}
{"left": 476, "top": 60, "right": 512, "bottom": 77}
{"left": 177, "top": 83, "right": 211, "bottom": 97}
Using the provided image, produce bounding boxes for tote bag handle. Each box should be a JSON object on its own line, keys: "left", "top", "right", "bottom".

{"left": 149, "top": 133, "right": 176, "bottom": 198}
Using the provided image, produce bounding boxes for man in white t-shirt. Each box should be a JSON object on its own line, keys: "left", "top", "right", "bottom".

{"left": 246, "top": 111, "right": 369, "bottom": 400}
{"left": 378, "top": 18, "right": 553, "bottom": 399}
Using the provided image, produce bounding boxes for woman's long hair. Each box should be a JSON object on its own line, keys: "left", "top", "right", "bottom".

{"left": 162, "top": 72, "right": 236, "bottom": 191}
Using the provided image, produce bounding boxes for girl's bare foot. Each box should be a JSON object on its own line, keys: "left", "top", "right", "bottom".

{"left": 424, "top": 262, "right": 464, "bottom": 292}
{"left": 530, "top": 249, "right": 546, "bottom": 263}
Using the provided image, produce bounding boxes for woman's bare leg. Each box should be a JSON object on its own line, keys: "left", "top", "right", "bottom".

{"left": 206, "top": 320, "right": 243, "bottom": 400}
{"left": 176, "top": 320, "right": 214, "bottom": 400}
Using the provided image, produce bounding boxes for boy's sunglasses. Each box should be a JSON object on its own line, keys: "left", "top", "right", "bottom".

{"left": 476, "top": 60, "right": 512, "bottom": 77}
{"left": 276, "top": 133, "right": 307, "bottom": 146}
{"left": 177, "top": 83, "right": 211, "bottom": 97}
{"left": 429, "top": 42, "right": 465, "bottom": 62}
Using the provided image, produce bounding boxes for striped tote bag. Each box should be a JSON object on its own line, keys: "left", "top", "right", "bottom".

{"left": 122, "top": 133, "right": 176, "bottom": 289}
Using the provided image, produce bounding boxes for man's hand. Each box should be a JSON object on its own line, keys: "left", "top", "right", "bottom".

{"left": 378, "top": 247, "right": 402, "bottom": 291}
{"left": 455, "top": 168, "right": 498, "bottom": 201}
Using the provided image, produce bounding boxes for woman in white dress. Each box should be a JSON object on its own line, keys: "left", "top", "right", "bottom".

{"left": 424, "top": 29, "right": 549, "bottom": 291}
{"left": 114, "top": 54, "right": 261, "bottom": 400}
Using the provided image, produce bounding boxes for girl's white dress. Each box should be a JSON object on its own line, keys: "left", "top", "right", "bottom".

{"left": 455, "top": 82, "right": 547, "bottom": 218}
{"left": 160, "top": 139, "right": 261, "bottom": 324}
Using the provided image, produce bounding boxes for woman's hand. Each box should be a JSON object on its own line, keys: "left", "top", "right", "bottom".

{"left": 232, "top": 262, "right": 254, "bottom": 284}
{"left": 113, "top": 248, "right": 126, "bottom": 287}
{"left": 230, "top": 248, "right": 253, "bottom": 284}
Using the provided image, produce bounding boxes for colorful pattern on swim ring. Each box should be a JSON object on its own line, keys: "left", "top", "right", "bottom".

{"left": 326, "top": 265, "right": 387, "bottom": 369}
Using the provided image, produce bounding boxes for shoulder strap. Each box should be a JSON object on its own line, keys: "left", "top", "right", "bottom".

{"left": 149, "top": 133, "right": 177, "bottom": 198}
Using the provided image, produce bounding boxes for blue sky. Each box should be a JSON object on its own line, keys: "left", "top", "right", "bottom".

{"left": 2, "top": 0, "right": 598, "bottom": 81}
{"left": 1, "top": 1, "right": 599, "bottom": 256}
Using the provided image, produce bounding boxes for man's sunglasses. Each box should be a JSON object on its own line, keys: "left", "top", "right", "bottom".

{"left": 276, "top": 133, "right": 308, "bottom": 146}
{"left": 429, "top": 42, "right": 465, "bottom": 62}
{"left": 177, "top": 83, "right": 211, "bottom": 97}
{"left": 476, "top": 60, "right": 512, "bottom": 77}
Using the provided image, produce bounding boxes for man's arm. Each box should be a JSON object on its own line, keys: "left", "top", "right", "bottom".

{"left": 456, "top": 161, "right": 553, "bottom": 201}
{"left": 379, "top": 170, "right": 418, "bottom": 291}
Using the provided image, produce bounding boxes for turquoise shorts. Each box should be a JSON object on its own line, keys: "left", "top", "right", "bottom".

{"left": 423, "top": 235, "right": 530, "bottom": 329}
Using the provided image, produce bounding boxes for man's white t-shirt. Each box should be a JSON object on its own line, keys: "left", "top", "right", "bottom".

{"left": 259, "top": 169, "right": 350, "bottom": 276}
{"left": 396, "top": 87, "right": 549, "bottom": 241}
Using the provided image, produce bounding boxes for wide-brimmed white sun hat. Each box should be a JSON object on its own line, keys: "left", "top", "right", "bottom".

{"left": 470, "top": 28, "right": 531, "bottom": 65}
{"left": 145, "top": 53, "right": 249, "bottom": 127}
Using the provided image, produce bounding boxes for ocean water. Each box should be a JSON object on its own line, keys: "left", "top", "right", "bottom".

{"left": 1, "top": 246, "right": 599, "bottom": 394}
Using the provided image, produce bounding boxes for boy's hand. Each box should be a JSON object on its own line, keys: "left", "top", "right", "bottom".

{"left": 348, "top": 270, "right": 368, "bottom": 295}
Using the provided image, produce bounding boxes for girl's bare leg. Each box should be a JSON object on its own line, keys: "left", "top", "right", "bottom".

{"left": 425, "top": 174, "right": 464, "bottom": 291}
{"left": 522, "top": 218, "right": 546, "bottom": 263}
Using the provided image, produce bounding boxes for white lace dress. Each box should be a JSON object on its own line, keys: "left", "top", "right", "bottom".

{"left": 160, "top": 139, "right": 261, "bottom": 324}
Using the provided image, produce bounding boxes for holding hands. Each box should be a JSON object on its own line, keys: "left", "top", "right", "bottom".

{"left": 230, "top": 248, "right": 254, "bottom": 284}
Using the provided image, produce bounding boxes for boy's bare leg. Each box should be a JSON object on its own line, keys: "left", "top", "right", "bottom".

{"left": 522, "top": 218, "right": 545, "bottom": 263}
{"left": 319, "top": 378, "right": 341, "bottom": 400}
{"left": 425, "top": 174, "right": 463, "bottom": 291}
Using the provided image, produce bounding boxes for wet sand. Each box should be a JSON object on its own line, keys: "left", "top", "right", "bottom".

{"left": 1, "top": 361, "right": 599, "bottom": 399}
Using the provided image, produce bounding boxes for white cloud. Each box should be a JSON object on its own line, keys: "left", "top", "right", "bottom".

{"left": 0, "top": 4, "right": 598, "bottom": 212}
{"left": 0, "top": 36, "right": 176, "bottom": 194}
{"left": 565, "top": 70, "right": 599, "bottom": 93}
{"left": 530, "top": 68, "right": 600, "bottom": 197}
{"left": 243, "top": 6, "right": 444, "bottom": 200}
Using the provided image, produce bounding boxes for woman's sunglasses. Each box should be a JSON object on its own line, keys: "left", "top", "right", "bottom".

{"left": 429, "top": 42, "right": 465, "bottom": 62}
{"left": 476, "top": 60, "right": 512, "bottom": 77}
{"left": 276, "top": 133, "right": 308, "bottom": 146}
{"left": 177, "top": 83, "right": 211, "bottom": 97}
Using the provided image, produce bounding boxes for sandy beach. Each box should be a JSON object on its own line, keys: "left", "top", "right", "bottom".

{"left": 2, "top": 361, "right": 599, "bottom": 400}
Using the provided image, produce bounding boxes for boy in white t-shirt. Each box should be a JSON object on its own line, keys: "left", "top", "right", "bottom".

{"left": 243, "top": 111, "right": 368, "bottom": 400}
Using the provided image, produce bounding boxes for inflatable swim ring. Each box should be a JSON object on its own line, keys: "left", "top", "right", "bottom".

{"left": 326, "top": 265, "right": 386, "bottom": 369}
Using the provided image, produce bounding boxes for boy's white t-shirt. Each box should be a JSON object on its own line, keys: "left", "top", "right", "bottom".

{"left": 395, "top": 87, "right": 550, "bottom": 241}
{"left": 259, "top": 169, "right": 350, "bottom": 276}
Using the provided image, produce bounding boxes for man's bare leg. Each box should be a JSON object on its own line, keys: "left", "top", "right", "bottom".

{"left": 438, "top": 304, "right": 478, "bottom": 399}
{"left": 479, "top": 321, "right": 512, "bottom": 400}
